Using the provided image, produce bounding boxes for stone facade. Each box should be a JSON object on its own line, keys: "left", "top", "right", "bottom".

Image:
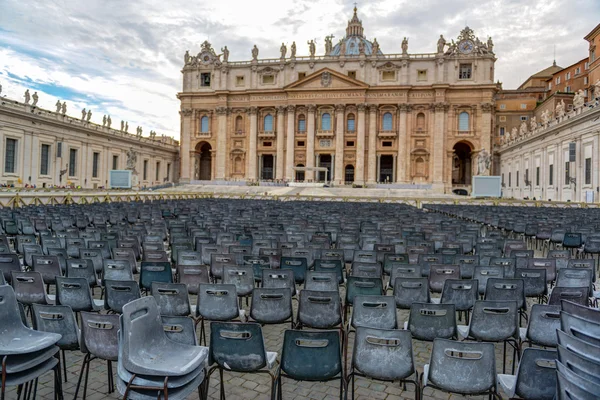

{"left": 178, "top": 8, "right": 498, "bottom": 192}
{"left": 0, "top": 97, "right": 179, "bottom": 189}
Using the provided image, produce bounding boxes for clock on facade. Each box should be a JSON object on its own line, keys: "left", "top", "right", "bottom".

{"left": 458, "top": 40, "right": 474, "bottom": 54}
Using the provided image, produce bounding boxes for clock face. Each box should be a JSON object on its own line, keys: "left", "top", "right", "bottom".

{"left": 458, "top": 40, "right": 474, "bottom": 54}
{"left": 200, "top": 51, "right": 212, "bottom": 64}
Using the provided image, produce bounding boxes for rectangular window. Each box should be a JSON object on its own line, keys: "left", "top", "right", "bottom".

{"left": 500, "top": 104, "right": 506, "bottom": 110}
{"left": 69, "top": 149, "right": 77, "bottom": 176}
{"left": 156, "top": 162, "right": 161, "bottom": 181}
{"left": 565, "top": 86, "right": 571, "bottom": 93}
{"left": 112, "top": 155, "right": 119, "bottom": 170}
{"left": 263, "top": 141, "right": 272, "bottom": 147}
{"left": 499, "top": 116, "right": 506, "bottom": 122}
{"left": 536, "top": 166, "right": 540, "bottom": 186}
{"left": 549, "top": 164, "right": 554, "bottom": 185}
{"left": 143, "top": 160, "right": 148, "bottom": 180}
{"left": 382, "top": 70, "right": 396, "bottom": 81}
{"left": 262, "top": 75, "right": 274, "bottom": 84}
{"left": 520, "top": 104, "right": 527, "bottom": 109}
{"left": 297, "top": 141, "right": 305, "bottom": 147}
{"left": 382, "top": 141, "right": 392, "bottom": 147}
{"left": 297, "top": 72, "right": 306, "bottom": 80}
{"left": 565, "top": 162, "right": 570, "bottom": 184}
{"left": 236, "top": 76, "right": 245, "bottom": 86}
{"left": 459, "top": 64, "right": 472, "bottom": 79}
{"left": 516, "top": 171, "right": 519, "bottom": 187}
{"left": 575, "top": 67, "right": 581, "bottom": 75}
{"left": 4, "top": 138, "right": 17, "bottom": 174}
{"left": 525, "top": 168, "right": 529, "bottom": 185}
{"left": 347, "top": 71, "right": 356, "bottom": 79}
{"left": 585, "top": 61, "right": 589, "bottom": 70}
{"left": 92, "top": 152, "right": 100, "bottom": 178}
{"left": 200, "top": 73, "right": 211, "bottom": 87}
{"left": 556, "top": 76, "right": 561, "bottom": 84}
{"left": 417, "top": 70, "right": 427, "bottom": 81}
{"left": 585, "top": 157, "right": 592, "bottom": 185}
{"left": 166, "top": 163, "right": 171, "bottom": 181}
{"left": 508, "top": 172, "right": 511, "bottom": 187}
{"left": 566, "top": 72, "right": 571, "bottom": 80}
{"left": 520, "top": 116, "right": 528, "bottom": 121}
{"left": 346, "top": 140, "right": 355, "bottom": 147}
{"left": 347, "top": 118, "right": 355, "bottom": 131}
{"left": 298, "top": 119, "right": 306, "bottom": 132}
{"left": 499, "top": 127, "right": 505, "bottom": 136}
{"left": 584, "top": 76, "right": 589, "bottom": 85}
{"left": 40, "top": 144, "right": 50, "bottom": 176}
{"left": 548, "top": 82, "right": 552, "bottom": 90}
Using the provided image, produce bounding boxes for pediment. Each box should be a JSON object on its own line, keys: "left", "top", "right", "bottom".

{"left": 284, "top": 68, "right": 369, "bottom": 91}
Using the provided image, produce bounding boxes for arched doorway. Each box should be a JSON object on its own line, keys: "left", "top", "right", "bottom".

{"left": 318, "top": 154, "right": 332, "bottom": 182}
{"left": 195, "top": 142, "right": 212, "bottom": 180}
{"left": 260, "top": 154, "right": 274, "bottom": 180}
{"left": 345, "top": 165, "right": 355, "bottom": 184}
{"left": 379, "top": 155, "right": 394, "bottom": 183}
{"left": 295, "top": 164, "right": 305, "bottom": 182}
{"left": 453, "top": 142, "right": 472, "bottom": 185}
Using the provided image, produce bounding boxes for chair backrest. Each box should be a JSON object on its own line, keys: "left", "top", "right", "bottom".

{"left": 23, "top": 244, "right": 43, "bottom": 267}
{"left": 428, "top": 338, "right": 496, "bottom": 394}
{"left": 10, "top": 271, "right": 49, "bottom": 305}
{"left": 161, "top": 315, "right": 198, "bottom": 345}
{"left": 350, "top": 261, "right": 382, "bottom": 278}
{"left": 556, "top": 362, "right": 600, "bottom": 399}
{"left": 196, "top": 283, "right": 239, "bottom": 321}
{"left": 560, "top": 311, "right": 600, "bottom": 347}
{"left": 408, "top": 302, "right": 456, "bottom": 341}
{"left": 79, "top": 248, "right": 103, "bottom": 273}
{"left": 557, "top": 344, "right": 600, "bottom": 385}
{"left": 261, "top": 269, "right": 296, "bottom": 295}
{"left": 80, "top": 311, "right": 119, "bottom": 360}
{"left": 556, "top": 329, "right": 600, "bottom": 363}
{"left": 389, "top": 265, "right": 423, "bottom": 285}
{"left": 280, "top": 257, "right": 308, "bottom": 283}
{"left": 55, "top": 276, "right": 96, "bottom": 312}
{"left": 561, "top": 299, "right": 600, "bottom": 323}
{"left": 393, "top": 277, "right": 429, "bottom": 309}
{"left": 440, "top": 279, "right": 478, "bottom": 312}
{"left": 352, "top": 327, "right": 414, "bottom": 381}
{"left": 222, "top": 265, "right": 255, "bottom": 296}
{"left": 567, "top": 258, "right": 596, "bottom": 281}
{"left": 102, "top": 259, "right": 134, "bottom": 282}
{"left": 87, "top": 240, "right": 111, "bottom": 259}
{"left": 469, "top": 300, "right": 519, "bottom": 341}
{"left": 176, "top": 264, "right": 209, "bottom": 295}
{"left": 280, "top": 330, "right": 342, "bottom": 381}
{"left": 151, "top": 282, "right": 191, "bottom": 316}
{"left": 139, "top": 261, "right": 173, "bottom": 290}
{"left": 484, "top": 278, "right": 526, "bottom": 310}
{"left": 32, "top": 304, "right": 79, "bottom": 350}
{"left": 473, "top": 266, "right": 505, "bottom": 295}
{"left": 66, "top": 258, "right": 98, "bottom": 287}
{"left": 525, "top": 304, "right": 561, "bottom": 347}
{"left": 304, "top": 271, "right": 339, "bottom": 292}
{"left": 297, "top": 290, "right": 342, "bottom": 329}
{"left": 512, "top": 348, "right": 557, "bottom": 399}
{"left": 346, "top": 277, "right": 383, "bottom": 306}
{"left": 515, "top": 268, "right": 547, "bottom": 297}
{"left": 428, "top": 265, "right": 460, "bottom": 293}
{"left": 250, "top": 287, "right": 293, "bottom": 324}
{"left": 209, "top": 322, "right": 267, "bottom": 371}
{"left": 351, "top": 295, "right": 397, "bottom": 330}
{"left": 556, "top": 268, "right": 592, "bottom": 293}
{"left": 176, "top": 250, "right": 202, "bottom": 266}
{"left": 104, "top": 279, "right": 141, "bottom": 313}
{"left": 313, "top": 259, "right": 344, "bottom": 284}
{"left": 488, "top": 257, "right": 516, "bottom": 278}
{"left": 0, "top": 253, "right": 21, "bottom": 282}
{"left": 527, "top": 258, "right": 557, "bottom": 283}
{"left": 143, "top": 249, "right": 168, "bottom": 262}
{"left": 549, "top": 286, "right": 589, "bottom": 306}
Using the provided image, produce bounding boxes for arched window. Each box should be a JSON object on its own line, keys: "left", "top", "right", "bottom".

{"left": 321, "top": 113, "right": 331, "bottom": 130}
{"left": 383, "top": 112, "right": 393, "bottom": 130}
{"left": 416, "top": 113, "right": 425, "bottom": 130}
{"left": 458, "top": 112, "right": 469, "bottom": 131}
{"left": 235, "top": 115, "right": 243, "bottom": 132}
{"left": 347, "top": 113, "right": 355, "bottom": 131}
{"left": 200, "top": 116, "right": 209, "bottom": 133}
{"left": 264, "top": 114, "right": 273, "bottom": 131}
{"left": 416, "top": 157, "right": 425, "bottom": 176}
{"left": 234, "top": 156, "right": 242, "bottom": 173}
{"left": 297, "top": 114, "right": 306, "bottom": 132}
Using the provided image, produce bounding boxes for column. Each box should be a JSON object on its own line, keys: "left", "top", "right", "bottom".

{"left": 432, "top": 102, "right": 447, "bottom": 187}
{"left": 306, "top": 105, "right": 316, "bottom": 181}
{"left": 396, "top": 104, "right": 408, "bottom": 182}
{"left": 480, "top": 103, "right": 492, "bottom": 158}
{"left": 355, "top": 104, "right": 366, "bottom": 185}
{"left": 367, "top": 104, "right": 378, "bottom": 184}
{"left": 180, "top": 109, "right": 193, "bottom": 182}
{"left": 215, "top": 107, "right": 228, "bottom": 180}
{"left": 285, "top": 105, "right": 296, "bottom": 181}
{"left": 334, "top": 104, "right": 345, "bottom": 185}
{"left": 247, "top": 107, "right": 258, "bottom": 181}
{"left": 276, "top": 106, "right": 285, "bottom": 180}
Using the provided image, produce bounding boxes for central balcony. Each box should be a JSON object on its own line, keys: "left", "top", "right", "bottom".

{"left": 378, "top": 130, "right": 397, "bottom": 139}
{"left": 258, "top": 130, "right": 276, "bottom": 138}
{"left": 316, "top": 130, "right": 335, "bottom": 138}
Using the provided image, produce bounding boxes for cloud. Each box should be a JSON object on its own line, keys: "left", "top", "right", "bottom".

{"left": 0, "top": 0, "right": 598, "bottom": 139}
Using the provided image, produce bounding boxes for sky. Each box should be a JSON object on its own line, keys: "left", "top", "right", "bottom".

{"left": 0, "top": 0, "right": 598, "bottom": 139}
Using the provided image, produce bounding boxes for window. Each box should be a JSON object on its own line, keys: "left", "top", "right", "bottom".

{"left": 321, "top": 113, "right": 331, "bottom": 130}
{"left": 166, "top": 163, "right": 171, "bottom": 181}
{"left": 499, "top": 104, "right": 506, "bottom": 109}
{"left": 499, "top": 116, "right": 506, "bottom": 122}
{"left": 549, "top": 164, "right": 554, "bottom": 185}
{"left": 347, "top": 71, "right": 356, "bottom": 79}
{"left": 143, "top": 160, "right": 148, "bottom": 180}
{"left": 236, "top": 76, "right": 245, "bottom": 86}
{"left": 575, "top": 67, "right": 581, "bottom": 75}
{"left": 112, "top": 155, "right": 118, "bottom": 170}
{"left": 4, "top": 138, "right": 17, "bottom": 174}
{"left": 92, "top": 152, "right": 100, "bottom": 178}
{"left": 200, "top": 73, "right": 211, "bottom": 87}
{"left": 500, "top": 127, "right": 505, "bottom": 136}
{"left": 520, "top": 104, "right": 527, "bottom": 109}
{"left": 264, "top": 114, "right": 273, "bottom": 131}
{"left": 382, "top": 71, "right": 396, "bottom": 81}
{"left": 548, "top": 82, "right": 552, "bottom": 90}
{"left": 502, "top": 173, "right": 504, "bottom": 185}
{"left": 69, "top": 149, "right": 77, "bottom": 176}
{"left": 516, "top": 171, "right": 519, "bottom": 187}
{"left": 347, "top": 113, "right": 355, "bottom": 131}
{"left": 382, "top": 141, "right": 392, "bottom": 147}
{"left": 40, "top": 144, "right": 50, "bottom": 175}
{"left": 298, "top": 72, "right": 306, "bottom": 80}
{"left": 459, "top": 64, "right": 472, "bottom": 79}
{"left": 565, "top": 86, "right": 571, "bottom": 93}
{"left": 382, "top": 112, "right": 393, "bottom": 130}
{"left": 520, "top": 116, "right": 528, "bottom": 121}
{"left": 556, "top": 76, "right": 561, "bottom": 84}
{"left": 508, "top": 172, "right": 511, "bottom": 187}
{"left": 262, "top": 75, "right": 274, "bottom": 84}
{"left": 235, "top": 115, "right": 243, "bottom": 133}
{"left": 525, "top": 168, "right": 529, "bottom": 185}
{"left": 200, "top": 116, "right": 209, "bottom": 132}
{"left": 416, "top": 113, "right": 425, "bottom": 130}
{"left": 417, "top": 70, "right": 427, "bottom": 81}
{"left": 297, "top": 114, "right": 306, "bottom": 132}
{"left": 263, "top": 141, "right": 272, "bottom": 147}
{"left": 584, "top": 76, "right": 589, "bottom": 85}
{"left": 156, "top": 162, "right": 161, "bottom": 181}
{"left": 458, "top": 112, "right": 469, "bottom": 131}
{"left": 536, "top": 166, "right": 540, "bottom": 186}
{"left": 585, "top": 157, "right": 592, "bottom": 185}
{"left": 565, "top": 161, "right": 570, "bottom": 184}
{"left": 585, "top": 61, "right": 589, "bottom": 70}
{"left": 566, "top": 72, "right": 571, "bottom": 80}
{"left": 297, "top": 141, "right": 305, "bottom": 147}
{"left": 346, "top": 140, "right": 354, "bottom": 147}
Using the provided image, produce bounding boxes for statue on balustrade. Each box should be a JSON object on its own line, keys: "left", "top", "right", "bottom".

{"left": 61, "top": 102, "right": 67, "bottom": 115}
{"left": 107, "top": 115, "right": 112, "bottom": 128}
{"left": 251, "top": 45, "right": 259, "bottom": 60}
{"left": 290, "top": 41, "right": 296, "bottom": 58}
{"left": 24, "top": 89, "right": 30, "bottom": 104}
{"left": 401, "top": 37, "right": 408, "bottom": 54}
{"left": 103, "top": 115, "right": 107, "bottom": 127}
{"left": 437, "top": 35, "right": 446, "bottom": 53}
{"left": 221, "top": 46, "right": 229, "bottom": 62}
{"left": 573, "top": 90, "right": 585, "bottom": 109}
{"left": 519, "top": 121, "right": 528, "bottom": 137}
{"left": 280, "top": 43, "right": 286, "bottom": 59}
{"left": 81, "top": 108, "right": 87, "bottom": 120}
{"left": 555, "top": 100, "right": 565, "bottom": 118}
{"left": 56, "top": 100, "right": 62, "bottom": 113}
{"left": 372, "top": 38, "right": 379, "bottom": 56}
{"left": 86, "top": 110, "right": 92, "bottom": 122}
{"left": 307, "top": 40, "right": 316, "bottom": 57}
{"left": 32, "top": 92, "right": 38, "bottom": 106}
{"left": 529, "top": 116, "right": 537, "bottom": 132}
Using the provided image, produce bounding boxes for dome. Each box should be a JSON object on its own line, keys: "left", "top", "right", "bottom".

{"left": 329, "top": 7, "right": 384, "bottom": 57}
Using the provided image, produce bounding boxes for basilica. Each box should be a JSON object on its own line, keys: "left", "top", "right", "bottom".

{"left": 178, "top": 8, "right": 498, "bottom": 192}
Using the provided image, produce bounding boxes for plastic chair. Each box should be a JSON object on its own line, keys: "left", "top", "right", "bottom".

{"left": 210, "top": 253, "right": 236, "bottom": 282}
{"left": 521, "top": 304, "right": 561, "bottom": 348}
{"left": 344, "top": 277, "right": 383, "bottom": 321}
{"left": 10, "top": 271, "right": 55, "bottom": 306}
{"left": 103, "top": 280, "right": 141, "bottom": 314}
{"left": 497, "top": 348, "right": 557, "bottom": 400}
{"left": 346, "top": 327, "right": 419, "bottom": 400}
{"left": 556, "top": 329, "right": 600, "bottom": 363}
{"left": 296, "top": 290, "right": 342, "bottom": 330}
{"left": 560, "top": 311, "right": 600, "bottom": 347}
{"left": 527, "top": 258, "right": 557, "bottom": 284}
{"left": 515, "top": 268, "right": 548, "bottom": 301}
{"left": 262, "top": 269, "right": 296, "bottom": 296}
{"left": 78, "top": 249, "right": 103, "bottom": 274}
{"left": 408, "top": 302, "right": 457, "bottom": 341}
{"left": 151, "top": 282, "right": 191, "bottom": 316}
{"left": 161, "top": 316, "right": 198, "bottom": 346}
{"left": 276, "top": 330, "right": 344, "bottom": 400}
{"left": 349, "top": 295, "right": 397, "bottom": 330}
{"left": 428, "top": 265, "right": 460, "bottom": 293}
{"left": 383, "top": 254, "right": 409, "bottom": 276}
{"left": 557, "top": 344, "right": 600, "bottom": 386}
{"left": 350, "top": 262, "right": 382, "bottom": 279}
{"left": 0, "top": 253, "right": 20, "bottom": 283}
{"left": 439, "top": 279, "right": 478, "bottom": 324}
{"left": 102, "top": 259, "right": 134, "bottom": 282}
{"left": 249, "top": 288, "right": 294, "bottom": 327}
{"left": 422, "top": 339, "right": 499, "bottom": 399}
{"left": 556, "top": 362, "right": 600, "bottom": 400}
{"left": 139, "top": 261, "right": 173, "bottom": 292}
{"left": 484, "top": 278, "right": 527, "bottom": 323}
{"left": 393, "top": 277, "right": 429, "bottom": 310}
{"left": 195, "top": 283, "right": 245, "bottom": 345}
{"left": 549, "top": 286, "right": 589, "bottom": 306}
{"left": 304, "top": 271, "right": 339, "bottom": 292}
{"left": 473, "top": 266, "right": 505, "bottom": 296}
{"left": 176, "top": 264, "right": 209, "bottom": 295}
{"left": 66, "top": 259, "right": 101, "bottom": 290}
{"left": 207, "top": 322, "right": 277, "bottom": 400}
{"left": 222, "top": 265, "right": 255, "bottom": 305}
{"left": 280, "top": 257, "right": 308, "bottom": 284}
{"left": 388, "top": 265, "right": 423, "bottom": 290}
{"left": 561, "top": 299, "right": 600, "bottom": 323}
{"left": 55, "top": 276, "right": 103, "bottom": 313}
{"left": 314, "top": 259, "right": 344, "bottom": 284}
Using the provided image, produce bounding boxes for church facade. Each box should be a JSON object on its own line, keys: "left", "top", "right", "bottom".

{"left": 178, "top": 8, "right": 498, "bottom": 192}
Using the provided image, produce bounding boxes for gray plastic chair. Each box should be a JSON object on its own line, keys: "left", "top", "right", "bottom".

{"left": 176, "top": 264, "right": 209, "bottom": 295}
{"left": 304, "top": 271, "right": 338, "bottom": 292}
{"left": 222, "top": 265, "right": 255, "bottom": 303}
{"left": 0, "top": 253, "right": 20, "bottom": 283}
{"left": 151, "top": 282, "right": 191, "bottom": 316}
{"left": 55, "top": 276, "right": 103, "bottom": 313}
{"left": 296, "top": 290, "right": 342, "bottom": 330}
{"left": 103, "top": 280, "right": 141, "bottom": 314}
{"left": 408, "top": 302, "right": 457, "bottom": 341}
{"left": 428, "top": 265, "right": 460, "bottom": 293}
{"left": 262, "top": 269, "right": 296, "bottom": 295}
{"left": 249, "top": 287, "right": 294, "bottom": 327}
{"left": 347, "top": 327, "right": 418, "bottom": 400}
{"left": 556, "top": 362, "right": 600, "bottom": 400}
{"left": 557, "top": 344, "right": 600, "bottom": 386}
{"left": 473, "top": 266, "right": 505, "bottom": 296}
{"left": 439, "top": 279, "right": 478, "bottom": 324}
{"left": 522, "top": 304, "right": 561, "bottom": 348}
{"left": 102, "top": 259, "right": 134, "bottom": 282}
{"left": 497, "top": 348, "right": 557, "bottom": 400}
{"left": 195, "top": 283, "right": 245, "bottom": 345}
{"left": 422, "top": 338, "right": 499, "bottom": 399}
{"left": 161, "top": 316, "right": 198, "bottom": 346}
{"left": 556, "top": 329, "right": 600, "bottom": 363}
{"left": 350, "top": 295, "right": 397, "bottom": 330}
{"left": 393, "top": 277, "right": 429, "bottom": 309}
{"left": 549, "top": 286, "right": 589, "bottom": 306}
{"left": 10, "top": 271, "right": 55, "bottom": 306}
{"left": 561, "top": 299, "right": 600, "bottom": 323}
{"left": 66, "top": 259, "right": 100, "bottom": 289}
{"left": 560, "top": 311, "right": 600, "bottom": 347}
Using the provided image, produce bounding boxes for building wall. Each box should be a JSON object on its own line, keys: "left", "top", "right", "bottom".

{"left": 585, "top": 23, "right": 600, "bottom": 100}
{"left": 0, "top": 99, "right": 179, "bottom": 188}
{"left": 547, "top": 58, "right": 589, "bottom": 96}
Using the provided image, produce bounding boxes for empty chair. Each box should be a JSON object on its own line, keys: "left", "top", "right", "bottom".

{"left": 473, "top": 266, "right": 505, "bottom": 296}
{"left": 439, "top": 279, "right": 478, "bottom": 324}
{"left": 527, "top": 258, "right": 557, "bottom": 284}
{"left": 408, "top": 302, "right": 457, "bottom": 341}
{"left": 210, "top": 253, "right": 236, "bottom": 281}
{"left": 102, "top": 259, "right": 134, "bottom": 282}
{"left": 66, "top": 259, "right": 100, "bottom": 289}
{"left": 296, "top": 290, "right": 342, "bottom": 330}
{"left": 23, "top": 243, "right": 43, "bottom": 268}
{"left": 151, "top": 282, "right": 191, "bottom": 316}
{"left": 388, "top": 265, "right": 423, "bottom": 289}
{"left": 344, "top": 277, "right": 383, "bottom": 321}
{"left": 383, "top": 253, "right": 409, "bottom": 276}
{"left": 350, "top": 262, "right": 382, "bottom": 278}
{"left": 78, "top": 249, "right": 103, "bottom": 274}
{"left": 556, "top": 329, "right": 600, "bottom": 363}
{"left": 561, "top": 299, "right": 600, "bottom": 323}
{"left": 249, "top": 287, "right": 294, "bottom": 327}
{"left": 422, "top": 339, "right": 499, "bottom": 399}
{"left": 280, "top": 256, "right": 308, "bottom": 284}
{"left": 497, "top": 348, "right": 557, "bottom": 400}
{"left": 55, "top": 276, "right": 103, "bottom": 313}
{"left": 313, "top": 259, "right": 344, "bottom": 284}
{"left": 139, "top": 261, "right": 173, "bottom": 291}
{"left": 0, "top": 253, "right": 20, "bottom": 283}
{"left": 515, "top": 268, "right": 548, "bottom": 300}
{"left": 103, "top": 280, "right": 141, "bottom": 314}
{"left": 304, "top": 271, "right": 339, "bottom": 292}
{"left": 222, "top": 265, "right": 254, "bottom": 304}
{"left": 176, "top": 264, "right": 209, "bottom": 295}
{"left": 560, "top": 311, "right": 600, "bottom": 347}
{"left": 521, "top": 304, "right": 561, "bottom": 348}
{"left": 428, "top": 265, "right": 460, "bottom": 293}
{"left": 555, "top": 268, "right": 592, "bottom": 296}
{"left": 11, "top": 271, "right": 55, "bottom": 306}
{"left": 161, "top": 316, "right": 198, "bottom": 346}
{"left": 393, "top": 277, "right": 429, "bottom": 310}
{"left": 484, "top": 278, "right": 527, "bottom": 320}
{"left": 549, "top": 286, "right": 589, "bottom": 306}
{"left": 46, "top": 248, "right": 68, "bottom": 274}
{"left": 262, "top": 269, "right": 296, "bottom": 296}
{"left": 557, "top": 344, "right": 600, "bottom": 386}
{"left": 556, "top": 362, "right": 600, "bottom": 400}
{"left": 195, "top": 283, "right": 245, "bottom": 345}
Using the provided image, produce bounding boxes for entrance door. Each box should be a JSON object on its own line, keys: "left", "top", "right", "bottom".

{"left": 261, "top": 155, "right": 274, "bottom": 180}
{"left": 345, "top": 165, "right": 354, "bottom": 184}
{"left": 197, "top": 142, "right": 212, "bottom": 180}
{"left": 318, "top": 154, "right": 332, "bottom": 182}
{"left": 379, "top": 155, "right": 394, "bottom": 183}
{"left": 296, "top": 164, "right": 305, "bottom": 182}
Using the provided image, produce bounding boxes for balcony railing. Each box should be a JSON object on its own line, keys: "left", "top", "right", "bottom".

{"left": 378, "top": 130, "right": 397, "bottom": 138}
{"left": 258, "top": 130, "right": 276, "bottom": 138}
{"left": 196, "top": 131, "right": 211, "bottom": 138}
{"left": 316, "top": 130, "right": 335, "bottom": 138}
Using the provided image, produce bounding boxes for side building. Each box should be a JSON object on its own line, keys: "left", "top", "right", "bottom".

{"left": 178, "top": 8, "right": 498, "bottom": 193}
{"left": 0, "top": 96, "right": 179, "bottom": 189}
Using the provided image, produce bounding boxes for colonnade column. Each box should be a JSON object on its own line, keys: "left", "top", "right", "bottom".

{"left": 179, "top": 109, "right": 193, "bottom": 182}
{"left": 306, "top": 105, "right": 316, "bottom": 181}
{"left": 355, "top": 104, "right": 366, "bottom": 185}
{"left": 432, "top": 102, "right": 447, "bottom": 188}
{"left": 334, "top": 104, "right": 345, "bottom": 185}
{"left": 285, "top": 105, "right": 296, "bottom": 181}
{"left": 247, "top": 107, "right": 258, "bottom": 181}
{"left": 276, "top": 106, "right": 285, "bottom": 180}
{"left": 396, "top": 104, "right": 408, "bottom": 183}
{"left": 480, "top": 103, "right": 493, "bottom": 174}
{"left": 215, "top": 107, "right": 228, "bottom": 179}
{"left": 367, "top": 104, "right": 378, "bottom": 184}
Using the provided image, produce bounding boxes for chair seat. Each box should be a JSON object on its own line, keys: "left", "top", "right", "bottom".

{"left": 3, "top": 346, "right": 59, "bottom": 374}
{"left": 3, "top": 357, "right": 58, "bottom": 387}
{"left": 92, "top": 299, "right": 104, "bottom": 308}
{"left": 457, "top": 324, "right": 469, "bottom": 339}
{"left": 497, "top": 373, "right": 517, "bottom": 398}
{"left": 123, "top": 341, "right": 208, "bottom": 377}
{"left": 192, "top": 305, "right": 246, "bottom": 321}
{"left": 0, "top": 330, "right": 61, "bottom": 355}
{"left": 118, "top": 359, "right": 205, "bottom": 389}
{"left": 116, "top": 367, "right": 205, "bottom": 400}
